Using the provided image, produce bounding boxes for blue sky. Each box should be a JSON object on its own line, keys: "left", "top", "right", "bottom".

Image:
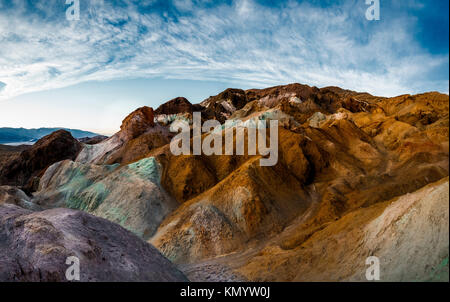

{"left": 0, "top": 0, "right": 448, "bottom": 134}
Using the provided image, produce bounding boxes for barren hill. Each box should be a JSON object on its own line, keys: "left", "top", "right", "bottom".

{"left": 0, "top": 83, "right": 448, "bottom": 282}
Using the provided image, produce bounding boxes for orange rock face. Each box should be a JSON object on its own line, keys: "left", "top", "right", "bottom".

{"left": 147, "top": 85, "right": 449, "bottom": 281}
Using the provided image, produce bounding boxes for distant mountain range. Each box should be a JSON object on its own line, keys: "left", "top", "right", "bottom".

{"left": 0, "top": 127, "right": 100, "bottom": 144}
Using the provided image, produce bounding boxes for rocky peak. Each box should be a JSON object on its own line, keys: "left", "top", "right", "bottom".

{"left": 200, "top": 88, "right": 248, "bottom": 123}
{"left": 119, "top": 106, "right": 155, "bottom": 140}
{"left": 155, "top": 97, "right": 194, "bottom": 115}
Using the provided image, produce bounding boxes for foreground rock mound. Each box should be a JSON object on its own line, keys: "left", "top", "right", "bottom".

{"left": 0, "top": 204, "right": 188, "bottom": 282}
{"left": 0, "top": 130, "right": 81, "bottom": 193}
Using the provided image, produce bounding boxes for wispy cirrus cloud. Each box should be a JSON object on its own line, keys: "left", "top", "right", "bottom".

{"left": 0, "top": 0, "right": 448, "bottom": 101}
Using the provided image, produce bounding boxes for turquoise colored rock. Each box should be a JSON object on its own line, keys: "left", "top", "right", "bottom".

{"left": 34, "top": 157, "right": 177, "bottom": 240}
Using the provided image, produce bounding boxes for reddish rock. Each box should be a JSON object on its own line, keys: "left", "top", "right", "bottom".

{"left": 119, "top": 106, "right": 155, "bottom": 140}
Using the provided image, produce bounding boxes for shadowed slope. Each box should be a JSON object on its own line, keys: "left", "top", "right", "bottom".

{"left": 0, "top": 130, "right": 82, "bottom": 193}
{"left": 0, "top": 204, "right": 188, "bottom": 282}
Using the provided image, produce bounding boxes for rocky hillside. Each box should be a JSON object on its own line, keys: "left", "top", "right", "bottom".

{"left": 0, "top": 83, "right": 448, "bottom": 282}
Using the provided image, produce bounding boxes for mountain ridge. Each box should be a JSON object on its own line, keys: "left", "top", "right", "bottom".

{"left": 0, "top": 82, "right": 448, "bottom": 282}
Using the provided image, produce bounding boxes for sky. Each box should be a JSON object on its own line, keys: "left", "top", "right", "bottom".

{"left": 0, "top": 0, "right": 448, "bottom": 135}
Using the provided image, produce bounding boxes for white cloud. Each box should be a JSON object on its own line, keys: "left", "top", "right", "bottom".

{"left": 173, "top": 0, "right": 194, "bottom": 12}
{"left": 0, "top": 0, "right": 448, "bottom": 101}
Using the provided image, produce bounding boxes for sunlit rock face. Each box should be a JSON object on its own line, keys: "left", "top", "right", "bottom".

{"left": 75, "top": 134, "right": 123, "bottom": 164}
{"left": 237, "top": 179, "right": 449, "bottom": 282}
{"left": 119, "top": 106, "right": 155, "bottom": 141}
{"left": 76, "top": 106, "right": 156, "bottom": 165}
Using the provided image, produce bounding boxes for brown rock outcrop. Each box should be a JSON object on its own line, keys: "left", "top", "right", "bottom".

{"left": 0, "top": 144, "right": 31, "bottom": 167}
{"left": 119, "top": 106, "right": 155, "bottom": 141}
{"left": 155, "top": 97, "right": 194, "bottom": 115}
{"left": 0, "top": 130, "right": 82, "bottom": 193}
